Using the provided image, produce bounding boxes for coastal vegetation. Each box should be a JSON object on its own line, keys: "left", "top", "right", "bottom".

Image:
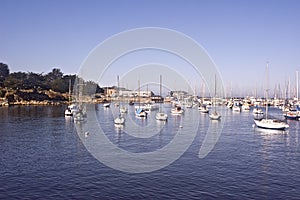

{"left": 0, "top": 62, "right": 103, "bottom": 105}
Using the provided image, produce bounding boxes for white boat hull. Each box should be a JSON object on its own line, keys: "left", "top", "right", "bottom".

{"left": 156, "top": 112, "right": 168, "bottom": 121}
{"left": 232, "top": 106, "right": 241, "bottom": 112}
{"left": 253, "top": 108, "right": 263, "bottom": 115}
{"left": 198, "top": 105, "right": 209, "bottom": 113}
{"left": 209, "top": 112, "right": 221, "bottom": 120}
{"left": 114, "top": 116, "right": 125, "bottom": 125}
{"left": 254, "top": 119, "right": 289, "bottom": 130}
{"left": 103, "top": 103, "right": 110, "bottom": 108}
{"left": 171, "top": 108, "right": 184, "bottom": 115}
{"left": 135, "top": 104, "right": 159, "bottom": 113}
{"left": 64, "top": 109, "right": 73, "bottom": 116}
{"left": 135, "top": 108, "right": 147, "bottom": 118}
{"left": 120, "top": 106, "right": 128, "bottom": 113}
{"left": 73, "top": 113, "right": 86, "bottom": 122}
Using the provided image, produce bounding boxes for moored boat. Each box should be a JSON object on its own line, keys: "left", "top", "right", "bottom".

{"left": 253, "top": 106, "right": 264, "bottom": 115}
{"left": 156, "top": 112, "right": 168, "bottom": 121}
{"left": 209, "top": 111, "right": 221, "bottom": 120}
{"left": 283, "top": 107, "right": 300, "bottom": 120}
{"left": 254, "top": 118, "right": 289, "bottom": 130}
{"left": 114, "top": 114, "right": 125, "bottom": 125}
{"left": 253, "top": 63, "right": 289, "bottom": 130}
{"left": 135, "top": 108, "right": 148, "bottom": 118}
{"left": 65, "top": 103, "right": 79, "bottom": 116}
{"left": 198, "top": 104, "right": 209, "bottom": 113}
{"left": 103, "top": 103, "right": 110, "bottom": 108}
{"left": 156, "top": 75, "right": 168, "bottom": 121}
{"left": 171, "top": 105, "right": 184, "bottom": 115}
{"left": 209, "top": 75, "right": 221, "bottom": 120}
{"left": 120, "top": 106, "right": 128, "bottom": 114}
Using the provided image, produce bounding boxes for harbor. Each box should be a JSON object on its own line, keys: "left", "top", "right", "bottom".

{"left": 1, "top": 104, "right": 300, "bottom": 199}
{"left": 2, "top": 0, "right": 300, "bottom": 199}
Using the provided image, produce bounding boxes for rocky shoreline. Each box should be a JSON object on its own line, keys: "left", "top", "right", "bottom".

{"left": 0, "top": 89, "right": 68, "bottom": 106}
{"left": 0, "top": 89, "right": 160, "bottom": 107}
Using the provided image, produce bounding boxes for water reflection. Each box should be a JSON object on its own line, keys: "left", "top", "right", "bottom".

{"left": 254, "top": 127, "right": 288, "bottom": 136}
{"left": 114, "top": 124, "right": 124, "bottom": 133}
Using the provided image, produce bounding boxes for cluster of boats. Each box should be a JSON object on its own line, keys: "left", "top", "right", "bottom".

{"left": 228, "top": 99, "right": 289, "bottom": 130}
{"left": 282, "top": 105, "right": 300, "bottom": 120}
{"left": 65, "top": 97, "right": 299, "bottom": 131}
{"left": 64, "top": 104, "right": 87, "bottom": 122}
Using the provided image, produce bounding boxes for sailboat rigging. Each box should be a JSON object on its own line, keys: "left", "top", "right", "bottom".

{"left": 209, "top": 75, "right": 221, "bottom": 120}
{"left": 135, "top": 80, "right": 147, "bottom": 118}
{"left": 114, "top": 75, "right": 125, "bottom": 125}
{"left": 156, "top": 75, "right": 168, "bottom": 121}
{"left": 253, "top": 63, "right": 289, "bottom": 130}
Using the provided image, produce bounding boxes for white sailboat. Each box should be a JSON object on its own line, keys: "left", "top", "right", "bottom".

{"left": 253, "top": 63, "right": 289, "bottom": 130}
{"left": 171, "top": 104, "right": 184, "bottom": 115}
{"left": 65, "top": 103, "right": 79, "bottom": 116}
{"left": 135, "top": 80, "right": 147, "bottom": 118}
{"left": 114, "top": 75, "right": 125, "bottom": 125}
{"left": 232, "top": 100, "right": 241, "bottom": 112}
{"left": 64, "top": 79, "right": 78, "bottom": 116}
{"left": 198, "top": 83, "right": 209, "bottom": 113}
{"left": 103, "top": 102, "right": 110, "bottom": 108}
{"left": 242, "top": 102, "right": 250, "bottom": 111}
{"left": 73, "top": 80, "right": 87, "bottom": 122}
{"left": 156, "top": 75, "right": 168, "bottom": 121}
{"left": 73, "top": 109, "right": 86, "bottom": 122}
{"left": 198, "top": 104, "right": 209, "bottom": 113}
{"left": 114, "top": 114, "right": 125, "bottom": 125}
{"left": 209, "top": 75, "right": 221, "bottom": 120}
{"left": 252, "top": 106, "right": 263, "bottom": 115}
{"left": 119, "top": 106, "right": 128, "bottom": 114}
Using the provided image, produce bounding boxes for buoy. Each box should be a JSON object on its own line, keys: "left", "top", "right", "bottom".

{"left": 179, "top": 125, "right": 183, "bottom": 128}
{"left": 252, "top": 124, "right": 255, "bottom": 128}
{"left": 85, "top": 131, "right": 89, "bottom": 137}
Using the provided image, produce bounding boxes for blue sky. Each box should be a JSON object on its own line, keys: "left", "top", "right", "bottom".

{"left": 1, "top": 0, "right": 300, "bottom": 97}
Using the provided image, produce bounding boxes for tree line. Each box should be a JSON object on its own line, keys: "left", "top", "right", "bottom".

{"left": 0, "top": 63, "right": 103, "bottom": 95}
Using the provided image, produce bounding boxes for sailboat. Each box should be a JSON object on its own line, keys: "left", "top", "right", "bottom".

{"left": 135, "top": 80, "right": 147, "bottom": 118}
{"left": 73, "top": 80, "right": 87, "bottom": 122}
{"left": 156, "top": 75, "right": 168, "bottom": 121}
{"left": 198, "top": 83, "right": 209, "bottom": 113}
{"left": 253, "top": 106, "right": 264, "bottom": 115}
{"left": 64, "top": 79, "right": 78, "bottom": 116}
{"left": 119, "top": 106, "right": 128, "bottom": 114}
{"left": 253, "top": 63, "right": 289, "bottom": 130}
{"left": 171, "top": 104, "right": 184, "bottom": 115}
{"left": 114, "top": 75, "right": 125, "bottom": 125}
{"left": 209, "top": 75, "right": 221, "bottom": 120}
{"left": 232, "top": 100, "right": 241, "bottom": 112}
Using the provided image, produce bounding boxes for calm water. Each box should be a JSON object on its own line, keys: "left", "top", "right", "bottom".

{"left": 1, "top": 104, "right": 300, "bottom": 199}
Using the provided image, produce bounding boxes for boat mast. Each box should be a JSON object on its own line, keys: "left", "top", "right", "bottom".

{"left": 160, "top": 75, "right": 162, "bottom": 101}
{"left": 266, "top": 62, "right": 269, "bottom": 120}
{"left": 214, "top": 74, "right": 217, "bottom": 112}
{"left": 68, "top": 79, "right": 71, "bottom": 103}
{"left": 138, "top": 80, "right": 140, "bottom": 108}
{"left": 159, "top": 75, "right": 162, "bottom": 111}
{"left": 202, "top": 82, "right": 205, "bottom": 104}
{"left": 296, "top": 70, "right": 299, "bottom": 100}
{"left": 117, "top": 75, "right": 119, "bottom": 97}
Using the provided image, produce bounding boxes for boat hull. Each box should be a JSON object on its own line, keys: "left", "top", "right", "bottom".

{"left": 114, "top": 116, "right": 125, "bottom": 125}
{"left": 156, "top": 112, "right": 168, "bottom": 121}
{"left": 209, "top": 114, "right": 221, "bottom": 120}
{"left": 254, "top": 119, "right": 289, "bottom": 130}
{"left": 283, "top": 111, "right": 299, "bottom": 120}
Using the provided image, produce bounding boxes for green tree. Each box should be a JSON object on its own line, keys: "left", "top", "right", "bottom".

{"left": 51, "top": 78, "right": 68, "bottom": 93}
{"left": 24, "top": 72, "right": 47, "bottom": 90}
{"left": 45, "top": 68, "right": 63, "bottom": 82}
{"left": 3, "top": 72, "right": 27, "bottom": 89}
{"left": 0, "top": 63, "right": 10, "bottom": 87}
